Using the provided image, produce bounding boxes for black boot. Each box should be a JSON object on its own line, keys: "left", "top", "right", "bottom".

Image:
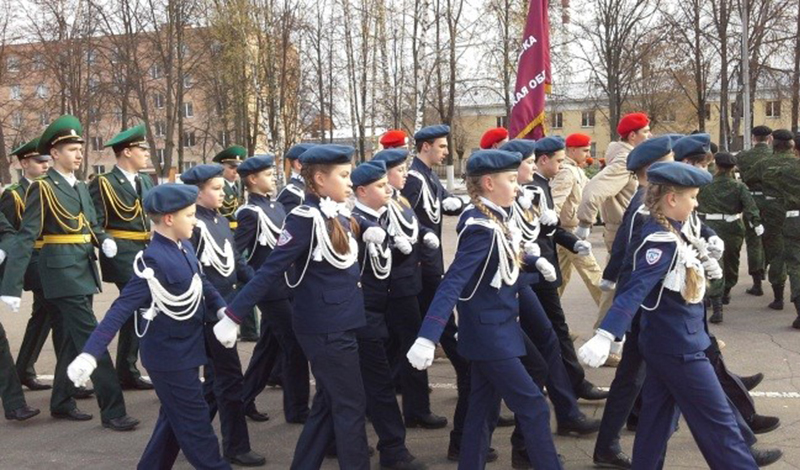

{"left": 710, "top": 298, "right": 723, "bottom": 324}
{"left": 768, "top": 284, "right": 784, "bottom": 310}
{"left": 747, "top": 272, "right": 764, "bottom": 296}
{"left": 722, "top": 288, "right": 731, "bottom": 305}
{"left": 792, "top": 300, "right": 800, "bottom": 329}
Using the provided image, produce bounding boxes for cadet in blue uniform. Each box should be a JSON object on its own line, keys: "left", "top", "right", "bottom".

{"left": 408, "top": 149, "right": 562, "bottom": 470}
{"left": 582, "top": 162, "right": 758, "bottom": 470}
{"left": 277, "top": 143, "right": 316, "bottom": 213}
{"left": 221, "top": 144, "right": 383, "bottom": 469}
{"left": 180, "top": 164, "right": 265, "bottom": 467}
{"left": 236, "top": 155, "right": 310, "bottom": 424}
{"left": 69, "top": 184, "right": 232, "bottom": 469}
{"left": 372, "top": 148, "right": 445, "bottom": 433}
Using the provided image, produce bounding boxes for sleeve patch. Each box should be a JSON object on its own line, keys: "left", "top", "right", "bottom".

{"left": 646, "top": 248, "right": 663, "bottom": 265}
{"left": 277, "top": 230, "right": 293, "bottom": 246}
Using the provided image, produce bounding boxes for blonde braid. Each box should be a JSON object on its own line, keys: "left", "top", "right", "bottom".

{"left": 467, "top": 175, "right": 522, "bottom": 267}
{"left": 301, "top": 163, "right": 358, "bottom": 255}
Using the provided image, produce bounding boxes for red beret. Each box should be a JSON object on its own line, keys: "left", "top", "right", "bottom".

{"left": 380, "top": 130, "right": 408, "bottom": 148}
{"left": 480, "top": 127, "right": 509, "bottom": 149}
{"left": 617, "top": 113, "right": 650, "bottom": 137}
{"left": 565, "top": 133, "right": 591, "bottom": 148}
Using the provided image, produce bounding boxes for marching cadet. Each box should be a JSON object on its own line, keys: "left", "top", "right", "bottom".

{"left": 349, "top": 160, "right": 427, "bottom": 470}
{"left": 1, "top": 138, "right": 54, "bottom": 392}
{"left": 580, "top": 162, "right": 761, "bottom": 470}
{"left": 277, "top": 143, "right": 316, "bottom": 213}
{"left": 479, "top": 127, "right": 509, "bottom": 149}
{"left": 551, "top": 133, "right": 603, "bottom": 308}
{"left": 372, "top": 148, "right": 445, "bottom": 438}
{"left": 737, "top": 125, "right": 772, "bottom": 296}
{"left": 236, "top": 155, "right": 310, "bottom": 424}
{"left": 220, "top": 144, "right": 386, "bottom": 469}
{"left": 0, "top": 115, "right": 138, "bottom": 431}
{"left": 407, "top": 149, "right": 563, "bottom": 470}
{"left": 698, "top": 152, "right": 763, "bottom": 323}
{"left": 180, "top": 164, "right": 265, "bottom": 467}
{"left": 89, "top": 124, "right": 154, "bottom": 391}
{"left": 68, "top": 184, "right": 233, "bottom": 469}
{"left": 380, "top": 130, "right": 410, "bottom": 150}
{"left": 749, "top": 129, "right": 796, "bottom": 311}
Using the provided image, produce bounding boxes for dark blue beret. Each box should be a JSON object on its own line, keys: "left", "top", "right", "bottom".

{"left": 647, "top": 161, "right": 712, "bottom": 187}
{"left": 627, "top": 135, "right": 673, "bottom": 171}
{"left": 466, "top": 150, "right": 522, "bottom": 176}
{"left": 144, "top": 184, "right": 198, "bottom": 214}
{"left": 180, "top": 164, "right": 224, "bottom": 185}
{"left": 298, "top": 144, "right": 354, "bottom": 165}
{"left": 237, "top": 154, "right": 275, "bottom": 177}
{"left": 772, "top": 129, "right": 793, "bottom": 141}
{"left": 715, "top": 152, "right": 736, "bottom": 167}
{"left": 352, "top": 160, "right": 387, "bottom": 188}
{"left": 752, "top": 125, "right": 772, "bottom": 137}
{"left": 285, "top": 143, "right": 317, "bottom": 161}
{"left": 662, "top": 133, "right": 685, "bottom": 146}
{"left": 534, "top": 136, "right": 565, "bottom": 156}
{"left": 500, "top": 139, "right": 536, "bottom": 159}
{"left": 414, "top": 125, "right": 450, "bottom": 142}
{"left": 372, "top": 149, "right": 409, "bottom": 168}
{"left": 673, "top": 133, "right": 710, "bottom": 161}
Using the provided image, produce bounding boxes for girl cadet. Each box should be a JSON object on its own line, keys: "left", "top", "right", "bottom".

{"left": 217, "top": 144, "right": 387, "bottom": 470}
{"left": 180, "top": 164, "right": 265, "bottom": 467}
{"left": 235, "top": 155, "right": 310, "bottom": 425}
{"left": 580, "top": 162, "right": 758, "bottom": 470}
{"left": 407, "top": 149, "right": 563, "bottom": 470}
{"left": 69, "top": 184, "right": 231, "bottom": 469}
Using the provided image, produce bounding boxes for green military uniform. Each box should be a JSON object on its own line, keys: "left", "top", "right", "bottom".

{"left": 770, "top": 157, "right": 800, "bottom": 327}
{"left": 88, "top": 124, "right": 154, "bottom": 388}
{"left": 738, "top": 141, "right": 771, "bottom": 284}
{"left": 0, "top": 116, "right": 127, "bottom": 421}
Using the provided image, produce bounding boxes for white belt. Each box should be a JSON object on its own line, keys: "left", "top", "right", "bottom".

{"left": 751, "top": 191, "right": 763, "bottom": 196}
{"left": 765, "top": 196, "right": 777, "bottom": 201}
{"left": 701, "top": 213, "right": 741, "bottom": 222}
{"left": 787, "top": 210, "right": 800, "bottom": 218}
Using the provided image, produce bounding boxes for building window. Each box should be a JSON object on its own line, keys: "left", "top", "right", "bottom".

{"left": 181, "top": 161, "right": 197, "bottom": 172}
{"left": 156, "top": 148, "right": 166, "bottom": 166}
{"left": 10, "top": 85, "right": 22, "bottom": 100}
{"left": 113, "top": 108, "right": 122, "bottom": 122}
{"left": 40, "top": 112, "right": 49, "bottom": 126}
{"left": 179, "top": 44, "right": 189, "bottom": 58}
{"left": 551, "top": 112, "right": 563, "bottom": 129}
{"left": 88, "top": 78, "right": 99, "bottom": 91}
{"left": 581, "top": 111, "right": 595, "bottom": 128}
{"left": 36, "top": 84, "right": 48, "bottom": 99}
{"left": 151, "top": 63, "right": 162, "bottom": 79}
{"left": 183, "top": 102, "right": 194, "bottom": 118}
{"left": 495, "top": 116, "right": 508, "bottom": 128}
{"left": 211, "top": 41, "right": 222, "bottom": 55}
{"left": 32, "top": 55, "right": 45, "bottom": 71}
{"left": 91, "top": 136, "right": 103, "bottom": 151}
{"left": 704, "top": 103, "right": 712, "bottom": 120}
{"left": 731, "top": 104, "right": 744, "bottom": 118}
{"left": 218, "top": 131, "right": 230, "bottom": 147}
{"left": 182, "top": 74, "right": 192, "bottom": 89}
{"left": 183, "top": 131, "right": 196, "bottom": 147}
{"left": 154, "top": 93, "right": 165, "bottom": 109}
{"left": 92, "top": 164, "right": 106, "bottom": 175}
{"left": 590, "top": 142, "right": 597, "bottom": 158}
{"left": 90, "top": 108, "right": 101, "bottom": 124}
{"left": 766, "top": 101, "right": 781, "bottom": 118}
{"left": 86, "top": 50, "right": 97, "bottom": 65}
{"left": 6, "top": 56, "right": 19, "bottom": 73}
{"left": 12, "top": 111, "right": 23, "bottom": 128}
{"left": 155, "top": 121, "right": 166, "bottom": 137}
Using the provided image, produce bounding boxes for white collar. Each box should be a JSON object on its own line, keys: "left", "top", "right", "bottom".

{"left": 55, "top": 169, "right": 77, "bottom": 186}
{"left": 479, "top": 196, "right": 508, "bottom": 219}
{"left": 355, "top": 200, "right": 387, "bottom": 218}
{"left": 23, "top": 177, "right": 33, "bottom": 184}
{"left": 226, "top": 179, "right": 237, "bottom": 188}
{"left": 115, "top": 165, "right": 138, "bottom": 185}
{"left": 291, "top": 171, "right": 304, "bottom": 183}
{"left": 534, "top": 171, "right": 549, "bottom": 181}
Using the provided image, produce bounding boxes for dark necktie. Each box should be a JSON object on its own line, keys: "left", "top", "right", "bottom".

{"left": 134, "top": 176, "right": 142, "bottom": 198}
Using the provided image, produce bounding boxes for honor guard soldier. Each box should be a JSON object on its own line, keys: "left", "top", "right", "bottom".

{"left": 479, "top": 127, "right": 509, "bottom": 149}
{"left": 277, "top": 143, "right": 316, "bottom": 213}
{"left": 70, "top": 184, "right": 234, "bottom": 469}
{"left": 737, "top": 125, "right": 772, "bottom": 295}
{"left": 89, "top": 124, "right": 154, "bottom": 391}
{"left": 1, "top": 138, "right": 55, "bottom": 392}
{"left": 0, "top": 115, "right": 138, "bottom": 430}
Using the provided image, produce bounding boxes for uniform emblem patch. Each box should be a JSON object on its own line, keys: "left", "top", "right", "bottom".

{"left": 645, "top": 248, "right": 662, "bottom": 265}
{"left": 277, "top": 230, "right": 293, "bottom": 246}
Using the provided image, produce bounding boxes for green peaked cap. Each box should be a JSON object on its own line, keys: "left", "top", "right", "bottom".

{"left": 11, "top": 137, "right": 41, "bottom": 159}
{"left": 213, "top": 145, "right": 247, "bottom": 165}
{"left": 38, "top": 114, "right": 84, "bottom": 155}
{"left": 104, "top": 124, "right": 149, "bottom": 152}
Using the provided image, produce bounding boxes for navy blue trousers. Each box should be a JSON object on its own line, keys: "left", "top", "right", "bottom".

{"left": 140, "top": 368, "right": 230, "bottom": 470}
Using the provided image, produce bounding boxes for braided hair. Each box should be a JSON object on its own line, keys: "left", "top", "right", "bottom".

{"left": 301, "top": 163, "right": 360, "bottom": 255}
{"left": 466, "top": 174, "right": 522, "bottom": 268}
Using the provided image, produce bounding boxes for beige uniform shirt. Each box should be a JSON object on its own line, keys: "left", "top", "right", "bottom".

{"left": 550, "top": 157, "right": 588, "bottom": 231}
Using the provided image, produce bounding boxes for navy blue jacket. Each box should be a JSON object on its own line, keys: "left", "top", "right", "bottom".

{"left": 386, "top": 190, "right": 429, "bottom": 298}
{"left": 276, "top": 176, "right": 305, "bottom": 214}
{"left": 604, "top": 187, "right": 646, "bottom": 285}
{"left": 353, "top": 203, "right": 390, "bottom": 339}
{"left": 83, "top": 233, "right": 226, "bottom": 371}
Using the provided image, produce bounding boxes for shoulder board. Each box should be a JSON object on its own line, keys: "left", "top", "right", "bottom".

{"left": 6, "top": 183, "right": 20, "bottom": 191}
{"left": 407, "top": 170, "right": 425, "bottom": 181}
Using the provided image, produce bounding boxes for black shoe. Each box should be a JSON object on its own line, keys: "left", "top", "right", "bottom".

{"left": 793, "top": 316, "right": 800, "bottom": 329}
{"left": 73, "top": 386, "right": 94, "bottom": 400}
{"left": 593, "top": 450, "right": 632, "bottom": 469}
{"left": 512, "top": 447, "right": 532, "bottom": 469}
{"left": 749, "top": 414, "right": 780, "bottom": 434}
{"left": 747, "top": 274, "right": 764, "bottom": 296}
{"left": 286, "top": 414, "right": 308, "bottom": 424}
{"left": 447, "top": 444, "right": 497, "bottom": 462}
{"left": 740, "top": 373, "right": 764, "bottom": 391}
{"left": 577, "top": 381, "right": 609, "bottom": 401}
{"left": 226, "top": 450, "right": 266, "bottom": 467}
{"left": 497, "top": 414, "right": 515, "bottom": 427}
{"left": 265, "top": 377, "right": 282, "bottom": 388}
{"left": 406, "top": 413, "right": 447, "bottom": 429}
{"left": 21, "top": 378, "right": 52, "bottom": 391}
{"left": 793, "top": 301, "right": 800, "bottom": 329}
{"left": 5, "top": 405, "right": 40, "bottom": 421}
{"left": 625, "top": 414, "right": 638, "bottom": 432}
{"left": 121, "top": 377, "right": 154, "bottom": 390}
{"left": 722, "top": 291, "right": 731, "bottom": 305}
{"left": 557, "top": 414, "right": 601, "bottom": 436}
{"left": 51, "top": 408, "right": 93, "bottom": 421}
{"left": 750, "top": 446, "right": 782, "bottom": 467}
{"left": 768, "top": 284, "right": 784, "bottom": 310}
{"left": 245, "top": 406, "right": 270, "bottom": 422}
{"left": 710, "top": 298, "right": 723, "bottom": 324}
{"left": 102, "top": 415, "right": 140, "bottom": 431}
{"left": 381, "top": 455, "right": 427, "bottom": 470}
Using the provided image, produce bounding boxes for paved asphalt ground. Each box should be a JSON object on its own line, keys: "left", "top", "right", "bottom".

{"left": 1, "top": 219, "right": 799, "bottom": 469}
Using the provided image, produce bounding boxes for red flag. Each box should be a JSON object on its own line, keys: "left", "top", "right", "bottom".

{"left": 509, "top": 0, "right": 552, "bottom": 140}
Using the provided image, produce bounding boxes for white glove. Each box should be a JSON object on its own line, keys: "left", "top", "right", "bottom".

{"left": 407, "top": 337, "right": 436, "bottom": 371}
{"left": 216, "top": 308, "right": 227, "bottom": 321}
{"left": 523, "top": 241, "right": 541, "bottom": 257}
{"left": 213, "top": 315, "right": 239, "bottom": 348}
{"left": 363, "top": 226, "right": 387, "bottom": 245}
{"left": 578, "top": 329, "right": 615, "bottom": 368}
{"left": 423, "top": 232, "right": 440, "bottom": 249}
{"left": 535, "top": 257, "right": 557, "bottom": 282}
{"left": 754, "top": 224, "right": 765, "bottom": 237}
{"left": 0, "top": 249, "right": 6, "bottom": 265}
{"left": 393, "top": 236, "right": 413, "bottom": 255}
{"left": 1, "top": 296, "right": 20, "bottom": 313}
{"left": 442, "top": 196, "right": 462, "bottom": 212}
{"left": 702, "top": 258, "right": 723, "bottom": 280}
{"left": 67, "top": 353, "right": 97, "bottom": 388}
{"left": 517, "top": 188, "right": 534, "bottom": 210}
{"left": 102, "top": 238, "right": 118, "bottom": 258}
{"left": 599, "top": 279, "right": 616, "bottom": 292}
{"left": 573, "top": 240, "right": 592, "bottom": 257}
{"left": 707, "top": 236, "right": 724, "bottom": 260}
{"left": 539, "top": 209, "right": 559, "bottom": 226}
{"left": 575, "top": 225, "right": 591, "bottom": 240}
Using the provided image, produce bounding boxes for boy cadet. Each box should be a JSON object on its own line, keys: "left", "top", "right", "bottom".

{"left": 1, "top": 138, "right": 55, "bottom": 391}
{"left": 0, "top": 115, "right": 138, "bottom": 430}
{"left": 89, "top": 124, "right": 154, "bottom": 390}
{"left": 277, "top": 143, "right": 316, "bottom": 213}
{"left": 737, "top": 125, "right": 772, "bottom": 295}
